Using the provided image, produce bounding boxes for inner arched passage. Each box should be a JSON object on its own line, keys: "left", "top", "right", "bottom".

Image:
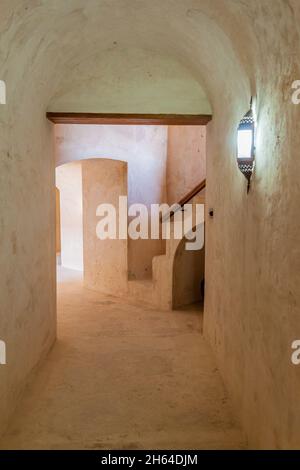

{"left": 56, "top": 158, "right": 128, "bottom": 295}
{"left": 172, "top": 230, "right": 205, "bottom": 310}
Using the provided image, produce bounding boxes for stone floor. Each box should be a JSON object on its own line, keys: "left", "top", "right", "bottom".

{"left": 0, "top": 268, "right": 245, "bottom": 449}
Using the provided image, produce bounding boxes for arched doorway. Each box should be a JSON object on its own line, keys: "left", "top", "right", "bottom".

{"left": 172, "top": 227, "right": 205, "bottom": 310}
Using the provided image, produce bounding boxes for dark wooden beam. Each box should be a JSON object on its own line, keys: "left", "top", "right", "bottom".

{"left": 46, "top": 112, "right": 212, "bottom": 126}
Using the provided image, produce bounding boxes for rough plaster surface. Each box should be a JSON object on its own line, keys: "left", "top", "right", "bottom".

{"left": 0, "top": 268, "right": 244, "bottom": 450}
{"left": 1, "top": 0, "right": 300, "bottom": 448}
{"left": 82, "top": 159, "right": 128, "bottom": 296}
{"left": 49, "top": 48, "right": 211, "bottom": 115}
{"left": 54, "top": 125, "right": 168, "bottom": 208}
{"left": 167, "top": 126, "right": 206, "bottom": 205}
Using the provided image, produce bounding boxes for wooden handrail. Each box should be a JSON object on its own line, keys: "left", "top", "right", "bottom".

{"left": 161, "top": 179, "right": 206, "bottom": 222}
{"left": 177, "top": 179, "right": 206, "bottom": 207}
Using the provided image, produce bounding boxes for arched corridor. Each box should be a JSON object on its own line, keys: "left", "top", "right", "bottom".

{"left": 1, "top": 0, "right": 300, "bottom": 451}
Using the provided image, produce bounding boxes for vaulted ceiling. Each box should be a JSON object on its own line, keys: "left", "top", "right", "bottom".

{"left": 2, "top": 0, "right": 289, "bottom": 115}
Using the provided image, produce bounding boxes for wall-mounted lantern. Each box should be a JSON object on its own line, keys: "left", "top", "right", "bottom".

{"left": 237, "top": 97, "right": 256, "bottom": 192}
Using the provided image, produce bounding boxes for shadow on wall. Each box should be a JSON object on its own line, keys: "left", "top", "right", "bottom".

{"left": 172, "top": 235, "right": 205, "bottom": 310}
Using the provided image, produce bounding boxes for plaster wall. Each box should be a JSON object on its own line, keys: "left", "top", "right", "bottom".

{"left": 82, "top": 159, "right": 128, "bottom": 295}
{"left": 167, "top": 126, "right": 206, "bottom": 205}
{"left": 201, "top": 5, "right": 300, "bottom": 448}
{"left": 54, "top": 125, "right": 167, "bottom": 210}
{"left": 49, "top": 47, "right": 211, "bottom": 115}
{"left": 0, "top": 44, "right": 57, "bottom": 439}
{"left": 56, "top": 163, "right": 83, "bottom": 271}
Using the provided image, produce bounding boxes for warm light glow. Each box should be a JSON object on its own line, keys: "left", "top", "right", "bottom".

{"left": 237, "top": 129, "right": 253, "bottom": 159}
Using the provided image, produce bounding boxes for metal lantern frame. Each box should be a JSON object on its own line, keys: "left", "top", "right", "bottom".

{"left": 237, "top": 98, "right": 256, "bottom": 192}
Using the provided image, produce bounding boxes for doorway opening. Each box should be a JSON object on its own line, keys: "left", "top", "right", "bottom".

{"left": 52, "top": 113, "right": 210, "bottom": 313}
{"left": 172, "top": 231, "right": 205, "bottom": 311}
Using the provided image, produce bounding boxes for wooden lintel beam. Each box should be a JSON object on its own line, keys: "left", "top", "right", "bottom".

{"left": 46, "top": 112, "right": 212, "bottom": 126}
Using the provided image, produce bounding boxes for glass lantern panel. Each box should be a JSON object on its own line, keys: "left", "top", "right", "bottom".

{"left": 237, "top": 129, "right": 253, "bottom": 160}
